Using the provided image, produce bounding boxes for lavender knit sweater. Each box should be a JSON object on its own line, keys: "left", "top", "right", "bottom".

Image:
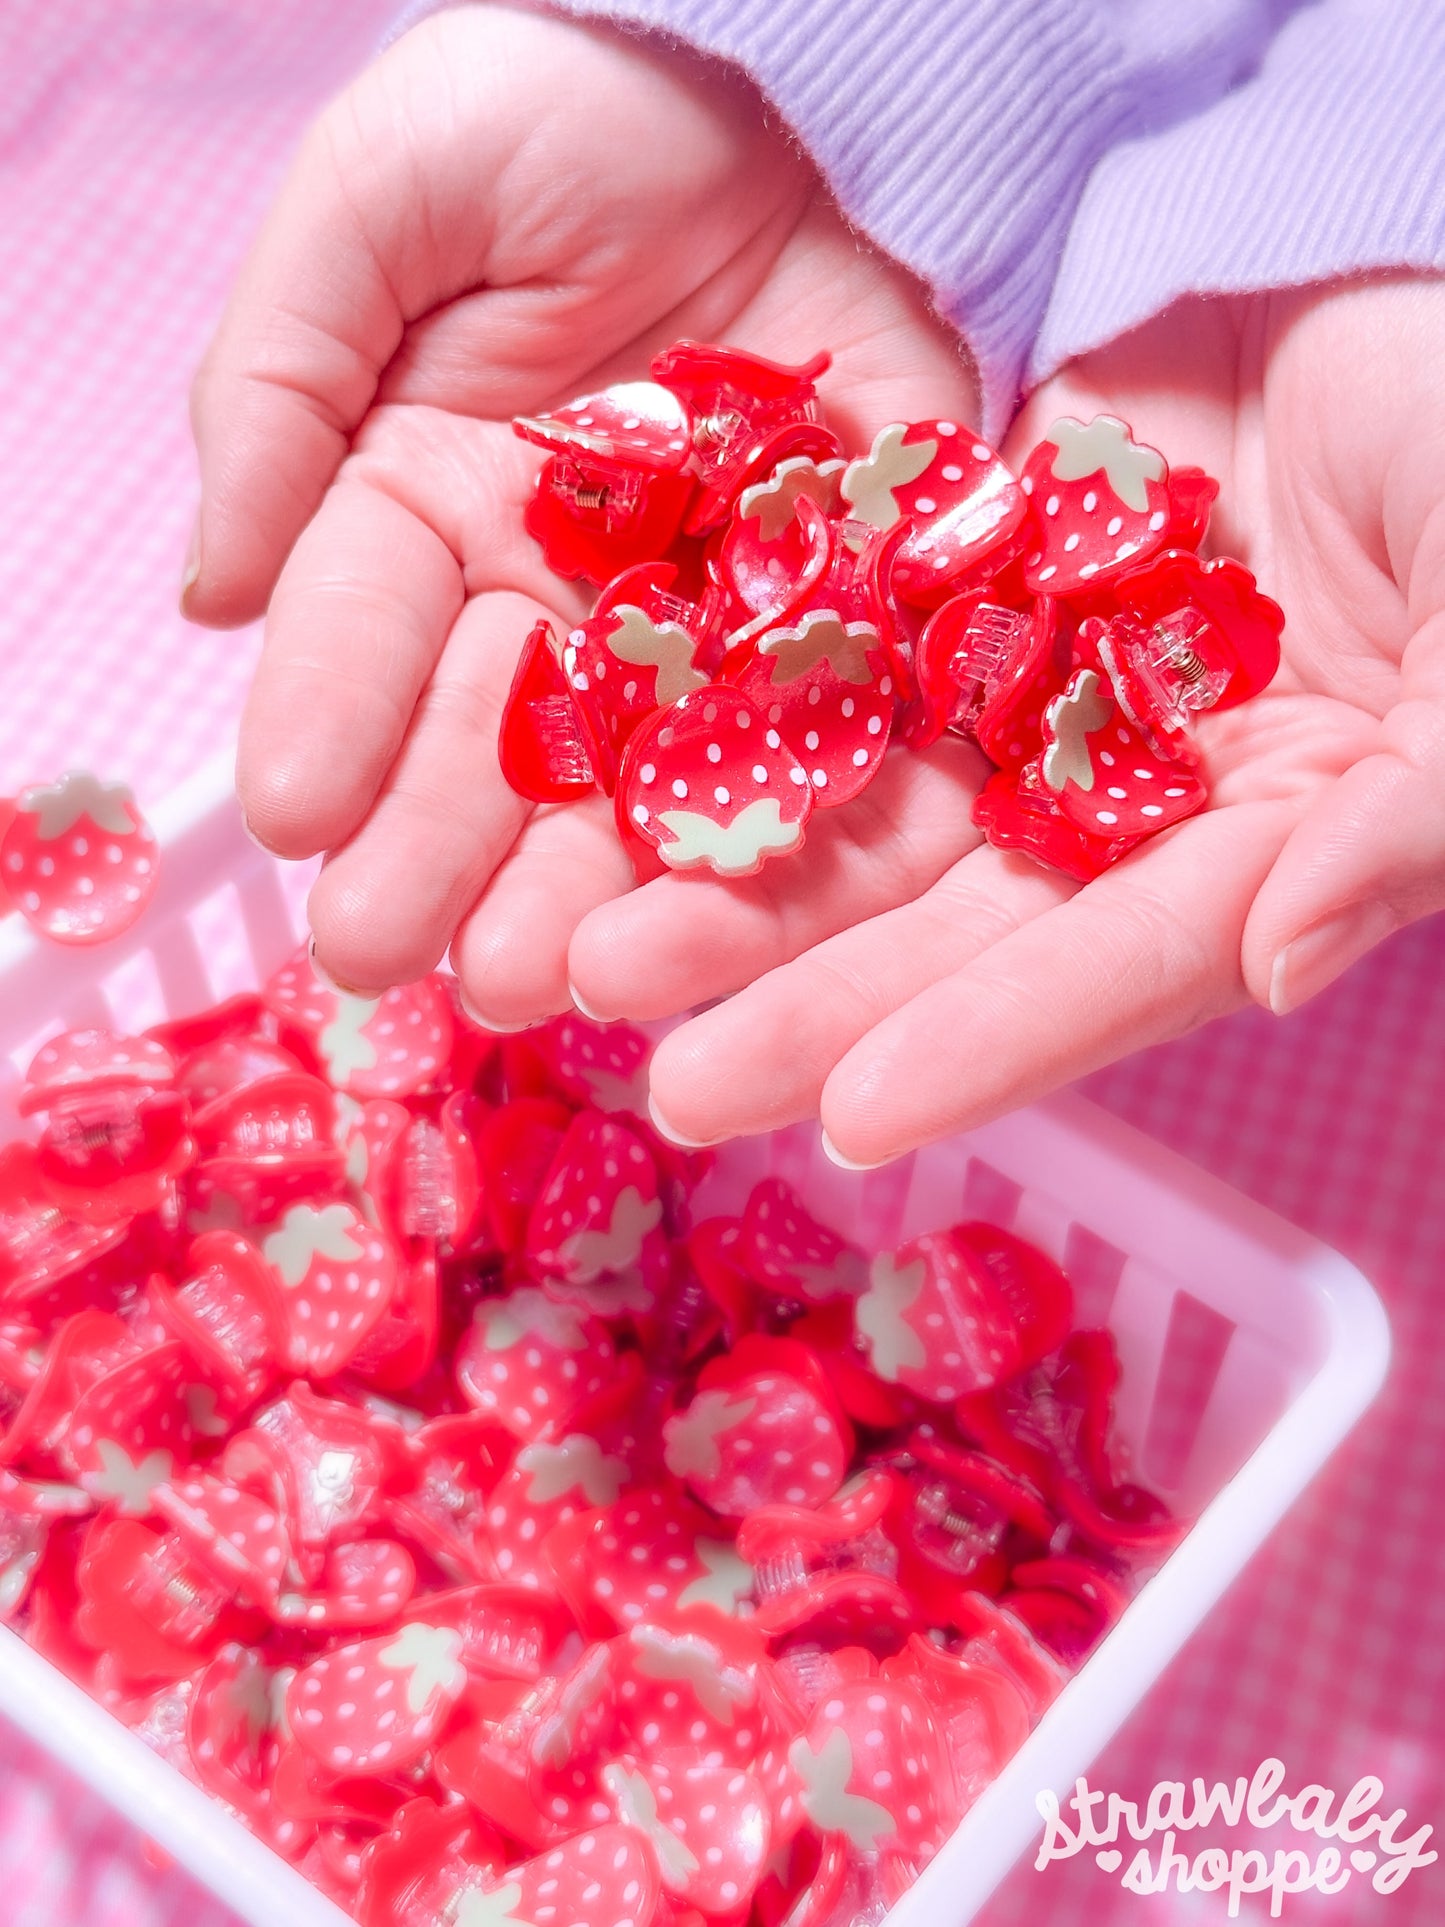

{"left": 391, "top": 0, "right": 1445, "bottom": 436}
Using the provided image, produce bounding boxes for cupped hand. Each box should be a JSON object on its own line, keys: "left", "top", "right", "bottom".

{"left": 615, "top": 276, "right": 1445, "bottom": 1160}
{"left": 188, "top": 4, "right": 979, "bottom": 1005}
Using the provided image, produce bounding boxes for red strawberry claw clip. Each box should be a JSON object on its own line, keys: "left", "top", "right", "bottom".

{"left": 0, "top": 772, "right": 159, "bottom": 944}
{"left": 470, "top": 1826, "right": 663, "bottom": 1927}
{"left": 841, "top": 421, "right": 1028, "bottom": 609}
{"left": 35, "top": 1088, "right": 193, "bottom": 1224}
{"left": 905, "top": 592, "right": 1042, "bottom": 750}
{"left": 403, "top": 1581, "right": 573, "bottom": 1683}
{"left": 262, "top": 952, "right": 454, "bottom": 1099}
{"left": 457, "top": 1287, "right": 616, "bottom": 1440}
{"left": 256, "top": 1200, "right": 399, "bottom": 1378}
{"left": 604, "top": 1751, "right": 773, "bottom": 1918}
{"left": 1020, "top": 415, "right": 1172, "bottom": 596}
{"left": 972, "top": 596, "right": 1069, "bottom": 772}
{"left": 346, "top": 1246, "right": 440, "bottom": 1393}
{"left": 228, "top": 1382, "right": 407, "bottom": 1583}
{"left": 191, "top": 1069, "right": 346, "bottom": 1224}
{"left": 154, "top": 1468, "right": 291, "bottom": 1594}
{"left": 272, "top": 1537, "right": 418, "bottom": 1630}
{"left": 740, "top": 1470, "right": 915, "bottom": 1648}
{"left": 1038, "top": 666, "right": 1207, "bottom": 847}
{"left": 484, "top": 1423, "right": 634, "bottom": 1591}
{"left": 474, "top": 1095, "right": 572, "bottom": 1256}
{"left": 971, "top": 765, "right": 1139, "bottom": 883}
{"left": 854, "top": 1229, "right": 1046, "bottom": 1406}
{"left": 880, "top": 1631, "right": 1030, "bottom": 1809}
{"left": 0, "top": 1142, "right": 131, "bottom": 1303}
{"left": 355, "top": 1796, "right": 505, "bottom": 1927}
{"left": 0, "top": 1306, "right": 137, "bottom": 1471}
{"left": 1002, "top": 1552, "right": 1130, "bottom": 1664}
{"left": 187, "top": 1643, "right": 282, "bottom": 1812}
{"left": 499, "top": 618, "right": 599, "bottom": 804}
{"left": 515, "top": 380, "right": 696, "bottom": 587}
{"left": 0, "top": 1140, "right": 132, "bottom": 1310}
{"left": 949, "top": 1589, "right": 1068, "bottom": 1721}
{"left": 884, "top": 1436, "right": 1053, "bottom": 1613}
{"left": 961, "top": 1332, "right": 1182, "bottom": 1554}
{"left": 0, "top": 1503, "right": 48, "bottom": 1621}
{"left": 543, "top": 1483, "right": 756, "bottom": 1636}
{"left": 526, "top": 1111, "right": 666, "bottom": 1315}
{"left": 435, "top": 1642, "right": 617, "bottom": 1847}
{"left": 63, "top": 1338, "right": 201, "bottom": 1506}
{"left": 738, "top": 1180, "right": 868, "bottom": 1306}
{"left": 530, "top": 1013, "right": 653, "bottom": 1117}
{"left": 20, "top": 1027, "right": 177, "bottom": 1115}
{"left": 786, "top": 1676, "right": 954, "bottom": 1869}
{"left": 664, "top": 1335, "right": 852, "bottom": 1518}
{"left": 616, "top": 683, "right": 814, "bottom": 882}
{"left": 651, "top": 339, "right": 831, "bottom": 534}
{"left": 714, "top": 490, "right": 836, "bottom": 652}
{"left": 728, "top": 601, "right": 895, "bottom": 811}
{"left": 152, "top": 1230, "right": 284, "bottom": 1409}
{"left": 559, "top": 562, "right": 727, "bottom": 792}
{"left": 1104, "top": 549, "right": 1285, "bottom": 725}
{"left": 288, "top": 1619, "right": 470, "bottom": 1777}
{"left": 76, "top": 1516, "right": 263, "bottom": 1680}
{"left": 385, "top": 1411, "right": 509, "bottom": 1584}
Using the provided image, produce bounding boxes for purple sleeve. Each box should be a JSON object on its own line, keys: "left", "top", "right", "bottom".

{"left": 387, "top": 0, "right": 1444, "bottom": 434}
{"left": 1032, "top": 0, "right": 1445, "bottom": 384}
{"left": 387, "top": 0, "right": 1306, "bottom": 437}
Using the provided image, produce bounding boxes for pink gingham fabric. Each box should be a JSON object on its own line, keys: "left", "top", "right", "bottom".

{"left": 0, "top": 3, "right": 1441, "bottom": 1922}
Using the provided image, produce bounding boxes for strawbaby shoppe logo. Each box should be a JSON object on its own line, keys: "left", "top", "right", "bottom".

{"left": 1035, "top": 1759, "right": 1436, "bottom": 1915}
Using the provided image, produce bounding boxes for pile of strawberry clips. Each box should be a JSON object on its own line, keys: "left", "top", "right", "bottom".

{"left": 0, "top": 951, "right": 1181, "bottom": 1927}
{"left": 501, "top": 342, "right": 1283, "bottom": 883}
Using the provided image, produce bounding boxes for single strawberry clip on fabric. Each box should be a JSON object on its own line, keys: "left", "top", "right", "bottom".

{"left": 1, "top": 771, "right": 159, "bottom": 944}
{"left": 500, "top": 343, "right": 1285, "bottom": 884}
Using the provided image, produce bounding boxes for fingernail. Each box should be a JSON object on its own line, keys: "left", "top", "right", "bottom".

{"left": 306, "top": 935, "right": 382, "bottom": 1002}
{"left": 820, "top": 1129, "right": 885, "bottom": 1172}
{"left": 568, "top": 981, "right": 613, "bottom": 1024}
{"left": 240, "top": 813, "right": 273, "bottom": 854}
{"left": 456, "top": 987, "right": 546, "bottom": 1035}
{"left": 647, "top": 1094, "right": 715, "bottom": 1150}
{"left": 179, "top": 513, "right": 202, "bottom": 612}
{"left": 1268, "top": 902, "right": 1397, "bottom": 1016}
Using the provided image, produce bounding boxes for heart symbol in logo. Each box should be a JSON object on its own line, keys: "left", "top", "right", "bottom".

{"left": 1095, "top": 1850, "right": 1123, "bottom": 1873}
{"left": 1351, "top": 1850, "right": 1378, "bottom": 1873}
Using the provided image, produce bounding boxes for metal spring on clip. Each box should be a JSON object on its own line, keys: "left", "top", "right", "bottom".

{"left": 914, "top": 1481, "right": 986, "bottom": 1542}
{"left": 692, "top": 409, "right": 742, "bottom": 453}
{"left": 1165, "top": 639, "right": 1209, "bottom": 684}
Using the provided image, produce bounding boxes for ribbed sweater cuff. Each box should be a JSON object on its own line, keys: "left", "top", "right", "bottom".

{"left": 1033, "top": 0, "right": 1445, "bottom": 381}
{"left": 541, "top": 0, "right": 1130, "bottom": 440}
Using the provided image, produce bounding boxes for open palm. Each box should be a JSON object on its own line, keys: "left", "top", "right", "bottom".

{"left": 190, "top": 5, "right": 978, "bottom": 1016}
{"left": 614, "top": 276, "right": 1445, "bottom": 1160}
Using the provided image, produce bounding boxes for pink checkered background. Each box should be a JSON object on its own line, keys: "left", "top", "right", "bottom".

{"left": 0, "top": 3, "right": 1440, "bottom": 1921}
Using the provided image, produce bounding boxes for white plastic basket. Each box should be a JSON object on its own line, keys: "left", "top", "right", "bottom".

{"left": 0, "top": 752, "right": 1390, "bottom": 1927}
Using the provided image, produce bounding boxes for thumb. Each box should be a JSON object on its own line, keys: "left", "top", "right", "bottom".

{"left": 182, "top": 9, "right": 618, "bottom": 627}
